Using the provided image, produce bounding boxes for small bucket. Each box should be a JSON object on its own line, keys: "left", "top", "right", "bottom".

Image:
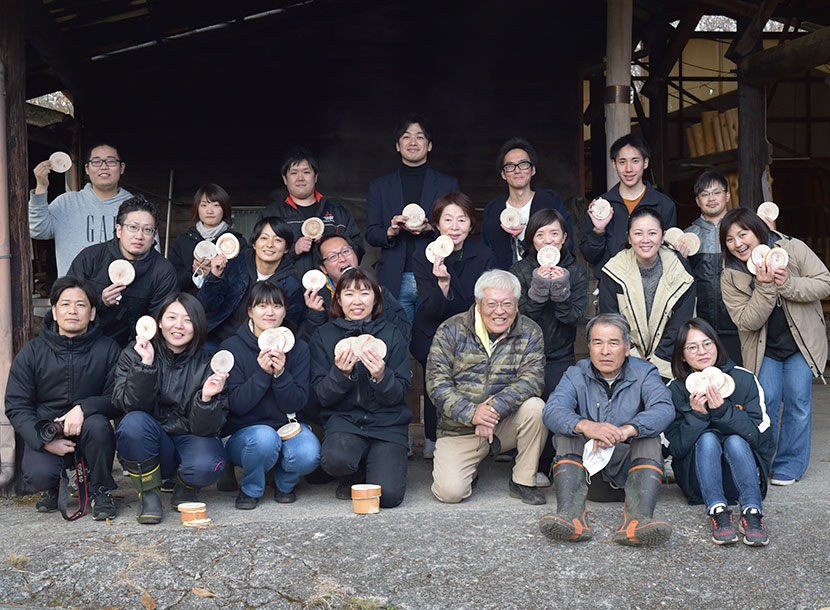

{"left": 178, "top": 502, "right": 210, "bottom": 526}
{"left": 351, "top": 484, "right": 382, "bottom": 514}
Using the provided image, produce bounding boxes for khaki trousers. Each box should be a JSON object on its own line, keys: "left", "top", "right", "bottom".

{"left": 431, "top": 397, "right": 546, "bottom": 503}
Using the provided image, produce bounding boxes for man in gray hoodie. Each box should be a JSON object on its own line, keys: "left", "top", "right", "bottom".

{"left": 29, "top": 142, "right": 133, "bottom": 276}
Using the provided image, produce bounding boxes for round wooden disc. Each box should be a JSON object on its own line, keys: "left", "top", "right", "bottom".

{"left": 302, "top": 269, "right": 327, "bottom": 291}
{"left": 257, "top": 328, "right": 284, "bottom": 351}
{"left": 685, "top": 371, "right": 710, "bottom": 394}
{"left": 664, "top": 227, "right": 683, "bottom": 246}
{"left": 276, "top": 327, "right": 295, "bottom": 353}
{"left": 108, "top": 260, "right": 135, "bottom": 285}
{"left": 591, "top": 198, "right": 611, "bottom": 220}
{"left": 701, "top": 366, "right": 725, "bottom": 390}
{"left": 402, "top": 203, "right": 426, "bottom": 228}
{"left": 301, "top": 217, "right": 325, "bottom": 239}
{"left": 49, "top": 151, "right": 72, "bottom": 173}
{"left": 675, "top": 232, "right": 701, "bottom": 255}
{"left": 765, "top": 247, "right": 789, "bottom": 269}
{"left": 536, "top": 245, "right": 560, "bottom": 267}
{"left": 194, "top": 240, "right": 218, "bottom": 260}
{"left": 499, "top": 207, "right": 522, "bottom": 228}
{"left": 425, "top": 242, "right": 437, "bottom": 263}
{"left": 277, "top": 421, "right": 302, "bottom": 440}
{"left": 363, "top": 337, "right": 387, "bottom": 359}
{"left": 719, "top": 374, "right": 736, "bottom": 398}
{"left": 757, "top": 201, "right": 779, "bottom": 221}
{"left": 210, "top": 350, "right": 235, "bottom": 373}
{"left": 334, "top": 336, "right": 355, "bottom": 357}
{"left": 751, "top": 244, "right": 771, "bottom": 266}
{"left": 216, "top": 233, "right": 240, "bottom": 259}
{"left": 351, "top": 483, "right": 382, "bottom": 499}
{"left": 135, "top": 315, "right": 157, "bottom": 340}
{"left": 746, "top": 258, "right": 757, "bottom": 275}
{"left": 433, "top": 235, "right": 454, "bottom": 258}
{"left": 351, "top": 334, "right": 374, "bottom": 358}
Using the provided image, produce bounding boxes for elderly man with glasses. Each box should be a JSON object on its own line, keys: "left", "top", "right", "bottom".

{"left": 426, "top": 269, "right": 548, "bottom": 505}
{"left": 68, "top": 195, "right": 178, "bottom": 347}
{"left": 30, "top": 142, "right": 134, "bottom": 277}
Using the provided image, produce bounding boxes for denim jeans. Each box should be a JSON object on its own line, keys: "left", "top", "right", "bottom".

{"left": 694, "top": 431, "right": 763, "bottom": 512}
{"left": 758, "top": 352, "right": 813, "bottom": 480}
{"left": 225, "top": 424, "right": 320, "bottom": 497}
{"left": 398, "top": 272, "right": 418, "bottom": 325}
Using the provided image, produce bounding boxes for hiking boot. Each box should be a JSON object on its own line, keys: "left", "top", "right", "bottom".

{"left": 274, "top": 489, "right": 297, "bottom": 504}
{"left": 36, "top": 487, "right": 59, "bottom": 513}
{"left": 539, "top": 457, "right": 593, "bottom": 542}
{"left": 217, "top": 463, "right": 238, "bottom": 492}
{"left": 335, "top": 480, "right": 352, "bottom": 500}
{"left": 613, "top": 459, "right": 672, "bottom": 546}
{"left": 738, "top": 508, "right": 769, "bottom": 546}
{"left": 508, "top": 479, "right": 546, "bottom": 505}
{"left": 235, "top": 490, "right": 259, "bottom": 510}
{"left": 171, "top": 471, "right": 198, "bottom": 508}
{"left": 91, "top": 488, "right": 117, "bottom": 521}
{"left": 708, "top": 505, "right": 737, "bottom": 545}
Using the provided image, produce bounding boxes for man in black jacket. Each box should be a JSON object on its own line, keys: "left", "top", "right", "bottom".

{"left": 5, "top": 276, "right": 122, "bottom": 520}
{"left": 68, "top": 194, "right": 178, "bottom": 347}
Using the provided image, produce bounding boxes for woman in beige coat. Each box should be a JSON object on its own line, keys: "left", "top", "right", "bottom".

{"left": 720, "top": 208, "right": 830, "bottom": 486}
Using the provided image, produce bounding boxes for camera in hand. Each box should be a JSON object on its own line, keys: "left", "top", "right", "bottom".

{"left": 35, "top": 419, "right": 64, "bottom": 443}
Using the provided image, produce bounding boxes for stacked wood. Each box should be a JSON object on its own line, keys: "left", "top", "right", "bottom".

{"left": 685, "top": 108, "right": 739, "bottom": 158}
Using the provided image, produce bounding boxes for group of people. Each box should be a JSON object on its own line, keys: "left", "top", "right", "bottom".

{"left": 9, "top": 114, "right": 829, "bottom": 548}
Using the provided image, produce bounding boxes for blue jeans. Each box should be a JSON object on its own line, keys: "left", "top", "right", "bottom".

{"left": 225, "top": 424, "right": 320, "bottom": 497}
{"left": 398, "top": 272, "right": 418, "bottom": 325}
{"left": 116, "top": 411, "right": 226, "bottom": 488}
{"left": 758, "top": 352, "right": 813, "bottom": 480}
{"left": 694, "top": 431, "right": 763, "bottom": 513}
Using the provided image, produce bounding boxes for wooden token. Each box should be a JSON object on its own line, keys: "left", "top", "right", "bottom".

{"left": 685, "top": 371, "right": 710, "bottom": 394}
{"left": 216, "top": 233, "right": 240, "bottom": 259}
{"left": 765, "top": 247, "right": 789, "bottom": 269}
{"left": 751, "top": 244, "right": 770, "bottom": 266}
{"left": 402, "top": 203, "right": 426, "bottom": 228}
{"left": 351, "top": 334, "right": 374, "bottom": 358}
{"left": 536, "top": 245, "right": 560, "bottom": 267}
{"left": 194, "top": 240, "right": 218, "bottom": 260}
{"left": 302, "top": 269, "right": 327, "bottom": 291}
{"left": 210, "top": 350, "right": 235, "bottom": 373}
{"left": 49, "top": 151, "right": 72, "bottom": 173}
{"left": 499, "top": 207, "right": 522, "bottom": 228}
{"left": 257, "top": 328, "right": 284, "bottom": 351}
{"left": 276, "top": 327, "right": 295, "bottom": 353}
{"left": 277, "top": 421, "right": 302, "bottom": 440}
{"left": 363, "top": 337, "right": 387, "bottom": 359}
{"left": 757, "top": 201, "right": 779, "bottom": 221}
{"left": 135, "top": 315, "right": 157, "bottom": 340}
{"left": 351, "top": 483, "right": 382, "bottom": 499}
{"left": 108, "top": 260, "right": 135, "bottom": 285}
{"left": 664, "top": 227, "right": 683, "bottom": 246}
{"left": 433, "top": 235, "right": 454, "bottom": 258}
{"left": 719, "top": 374, "right": 735, "bottom": 398}
{"left": 301, "top": 217, "right": 325, "bottom": 239}
{"left": 675, "top": 232, "right": 701, "bottom": 255}
{"left": 425, "top": 242, "right": 437, "bottom": 263}
{"left": 334, "top": 336, "right": 355, "bottom": 357}
{"left": 591, "top": 198, "right": 611, "bottom": 220}
{"left": 701, "top": 366, "right": 725, "bottom": 390}
{"left": 746, "top": 258, "right": 757, "bottom": 275}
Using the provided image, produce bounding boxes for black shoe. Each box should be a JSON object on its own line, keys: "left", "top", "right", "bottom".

{"left": 274, "top": 489, "right": 297, "bottom": 504}
{"left": 235, "top": 490, "right": 259, "bottom": 510}
{"left": 171, "top": 479, "right": 198, "bottom": 508}
{"left": 137, "top": 489, "right": 163, "bottom": 525}
{"left": 159, "top": 478, "right": 175, "bottom": 493}
{"left": 36, "top": 487, "right": 58, "bottom": 513}
{"left": 335, "top": 481, "right": 352, "bottom": 500}
{"left": 509, "top": 479, "right": 547, "bottom": 505}
{"left": 91, "top": 488, "right": 117, "bottom": 521}
{"left": 217, "top": 465, "right": 238, "bottom": 492}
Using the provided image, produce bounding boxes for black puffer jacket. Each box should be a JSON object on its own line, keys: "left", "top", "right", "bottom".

{"left": 510, "top": 246, "right": 588, "bottom": 363}
{"left": 168, "top": 225, "right": 248, "bottom": 294}
{"left": 310, "top": 316, "right": 411, "bottom": 448}
{"left": 112, "top": 340, "right": 227, "bottom": 437}
{"left": 5, "top": 313, "right": 121, "bottom": 450}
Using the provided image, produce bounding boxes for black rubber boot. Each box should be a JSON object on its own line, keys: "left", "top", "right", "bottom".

{"left": 121, "top": 457, "right": 163, "bottom": 525}
{"left": 216, "top": 462, "right": 238, "bottom": 492}
{"left": 613, "top": 458, "right": 672, "bottom": 546}
{"left": 539, "top": 456, "right": 593, "bottom": 542}
{"left": 170, "top": 470, "right": 198, "bottom": 508}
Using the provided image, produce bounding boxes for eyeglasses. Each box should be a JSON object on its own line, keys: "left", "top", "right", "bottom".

{"left": 503, "top": 161, "right": 532, "bottom": 173}
{"left": 323, "top": 246, "right": 354, "bottom": 263}
{"left": 684, "top": 339, "right": 715, "bottom": 354}
{"left": 698, "top": 189, "right": 725, "bottom": 199}
{"left": 122, "top": 223, "right": 156, "bottom": 236}
{"left": 87, "top": 157, "right": 122, "bottom": 168}
{"left": 481, "top": 299, "right": 517, "bottom": 312}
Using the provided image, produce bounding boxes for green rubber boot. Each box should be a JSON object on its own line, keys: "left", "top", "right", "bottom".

{"left": 121, "top": 457, "right": 163, "bottom": 525}
{"left": 539, "top": 456, "right": 593, "bottom": 542}
{"left": 613, "top": 459, "right": 672, "bottom": 546}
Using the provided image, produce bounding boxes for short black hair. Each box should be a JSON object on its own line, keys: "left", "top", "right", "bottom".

{"left": 84, "top": 141, "right": 122, "bottom": 164}
{"left": 719, "top": 208, "right": 770, "bottom": 265}
{"left": 191, "top": 183, "right": 233, "bottom": 225}
{"left": 250, "top": 216, "right": 295, "bottom": 252}
{"left": 610, "top": 133, "right": 651, "bottom": 162}
{"left": 246, "top": 280, "right": 287, "bottom": 311}
{"left": 153, "top": 293, "right": 208, "bottom": 357}
{"left": 393, "top": 113, "right": 433, "bottom": 143}
{"left": 670, "top": 317, "right": 729, "bottom": 380}
{"left": 627, "top": 204, "right": 665, "bottom": 232}
{"left": 693, "top": 170, "right": 728, "bottom": 197}
{"left": 496, "top": 137, "right": 538, "bottom": 173}
{"left": 280, "top": 147, "right": 319, "bottom": 177}
{"left": 116, "top": 194, "right": 161, "bottom": 228}
{"left": 313, "top": 233, "right": 356, "bottom": 268}
{"left": 49, "top": 275, "right": 98, "bottom": 309}
{"left": 523, "top": 208, "right": 569, "bottom": 255}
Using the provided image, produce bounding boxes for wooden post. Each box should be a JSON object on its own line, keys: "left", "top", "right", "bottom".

{"left": 590, "top": 74, "right": 607, "bottom": 196}
{"left": 605, "top": 0, "right": 632, "bottom": 189}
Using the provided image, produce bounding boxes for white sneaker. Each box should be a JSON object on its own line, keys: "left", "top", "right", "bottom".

{"left": 423, "top": 439, "right": 435, "bottom": 460}
{"left": 535, "top": 472, "right": 551, "bottom": 488}
{"left": 770, "top": 476, "right": 795, "bottom": 486}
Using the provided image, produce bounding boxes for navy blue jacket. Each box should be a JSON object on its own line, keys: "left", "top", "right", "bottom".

{"left": 481, "top": 189, "right": 574, "bottom": 271}
{"left": 219, "top": 321, "right": 310, "bottom": 435}
{"left": 365, "top": 167, "right": 459, "bottom": 297}
{"left": 410, "top": 239, "right": 496, "bottom": 362}
{"left": 168, "top": 226, "right": 248, "bottom": 295}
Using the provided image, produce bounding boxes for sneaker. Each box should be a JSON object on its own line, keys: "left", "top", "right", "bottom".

{"left": 423, "top": 439, "right": 435, "bottom": 460}
{"left": 159, "top": 478, "right": 175, "bottom": 493}
{"left": 738, "top": 508, "right": 769, "bottom": 546}
{"left": 335, "top": 480, "right": 352, "bottom": 500}
{"left": 91, "top": 488, "right": 117, "bottom": 521}
{"left": 508, "top": 479, "right": 547, "bottom": 505}
{"left": 235, "top": 490, "right": 259, "bottom": 510}
{"left": 708, "top": 505, "right": 737, "bottom": 545}
{"left": 171, "top": 481, "right": 198, "bottom": 508}
{"left": 535, "top": 472, "right": 552, "bottom": 488}
{"left": 274, "top": 489, "right": 297, "bottom": 504}
{"left": 35, "top": 487, "right": 58, "bottom": 513}
{"left": 770, "top": 476, "right": 795, "bottom": 486}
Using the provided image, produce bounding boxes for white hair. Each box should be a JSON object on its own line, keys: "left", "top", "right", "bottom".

{"left": 474, "top": 269, "right": 522, "bottom": 301}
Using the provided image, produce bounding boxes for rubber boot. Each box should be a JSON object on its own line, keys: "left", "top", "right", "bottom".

{"left": 613, "top": 458, "right": 672, "bottom": 546}
{"left": 538, "top": 456, "right": 593, "bottom": 542}
{"left": 170, "top": 470, "right": 198, "bottom": 508}
{"left": 216, "top": 461, "right": 238, "bottom": 492}
{"left": 121, "top": 457, "right": 163, "bottom": 525}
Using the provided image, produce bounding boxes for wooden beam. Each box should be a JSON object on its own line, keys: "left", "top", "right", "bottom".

{"left": 700, "top": 0, "right": 768, "bottom": 19}
{"left": 725, "top": 0, "right": 782, "bottom": 62}
{"left": 739, "top": 26, "right": 830, "bottom": 85}
{"left": 641, "top": 8, "right": 703, "bottom": 99}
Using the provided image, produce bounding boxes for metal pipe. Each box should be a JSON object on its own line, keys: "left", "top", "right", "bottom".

{"left": 0, "top": 59, "right": 17, "bottom": 489}
{"left": 164, "top": 169, "right": 173, "bottom": 257}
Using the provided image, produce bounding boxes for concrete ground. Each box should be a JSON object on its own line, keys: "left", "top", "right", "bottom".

{"left": 1, "top": 382, "right": 830, "bottom": 610}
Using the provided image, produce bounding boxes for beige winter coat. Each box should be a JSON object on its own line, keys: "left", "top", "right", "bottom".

{"left": 721, "top": 232, "right": 830, "bottom": 378}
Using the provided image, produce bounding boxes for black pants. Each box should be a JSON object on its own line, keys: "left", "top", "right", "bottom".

{"left": 538, "top": 358, "right": 574, "bottom": 475}
{"left": 320, "top": 431, "right": 408, "bottom": 508}
{"left": 21, "top": 413, "right": 116, "bottom": 492}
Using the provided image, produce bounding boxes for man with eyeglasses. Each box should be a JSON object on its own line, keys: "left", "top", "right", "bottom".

{"left": 683, "top": 170, "right": 742, "bottom": 364}
{"left": 30, "top": 143, "right": 133, "bottom": 276}
{"left": 302, "top": 234, "right": 410, "bottom": 342}
{"left": 68, "top": 195, "right": 178, "bottom": 347}
{"left": 482, "top": 138, "right": 574, "bottom": 270}
{"left": 427, "top": 270, "right": 548, "bottom": 505}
